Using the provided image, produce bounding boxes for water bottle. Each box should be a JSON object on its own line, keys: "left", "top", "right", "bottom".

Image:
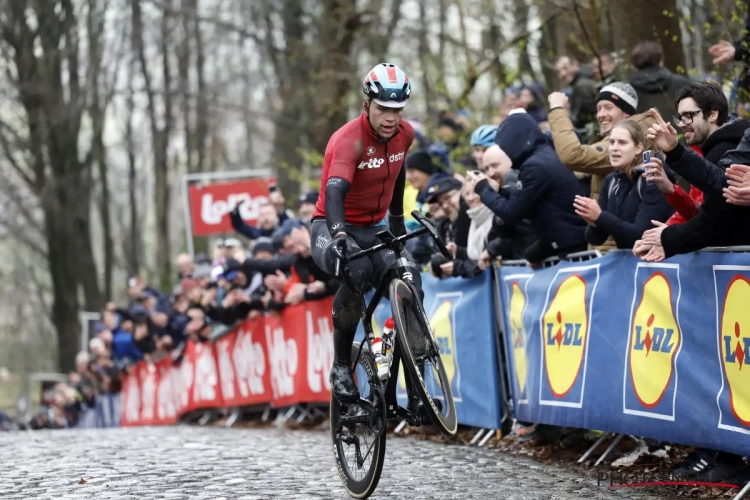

{"left": 371, "top": 337, "right": 389, "bottom": 381}
{"left": 381, "top": 318, "right": 394, "bottom": 372}
{"left": 372, "top": 318, "right": 395, "bottom": 381}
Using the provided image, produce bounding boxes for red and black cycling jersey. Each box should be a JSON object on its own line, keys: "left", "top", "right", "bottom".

{"left": 314, "top": 113, "right": 414, "bottom": 227}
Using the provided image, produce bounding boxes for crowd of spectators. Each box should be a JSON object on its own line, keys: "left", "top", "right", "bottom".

{"left": 400, "top": 39, "right": 750, "bottom": 483}
{"left": 15, "top": 25, "right": 750, "bottom": 484}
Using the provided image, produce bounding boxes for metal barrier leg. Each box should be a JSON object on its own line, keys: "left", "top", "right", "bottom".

{"left": 261, "top": 406, "right": 271, "bottom": 422}
{"left": 577, "top": 432, "right": 611, "bottom": 464}
{"left": 470, "top": 429, "right": 487, "bottom": 445}
{"left": 198, "top": 411, "right": 213, "bottom": 426}
{"left": 479, "top": 429, "right": 496, "bottom": 447}
{"left": 275, "top": 406, "right": 297, "bottom": 426}
{"left": 593, "top": 434, "right": 625, "bottom": 467}
{"left": 733, "top": 481, "right": 750, "bottom": 500}
{"left": 295, "top": 405, "right": 313, "bottom": 423}
{"left": 225, "top": 408, "right": 240, "bottom": 428}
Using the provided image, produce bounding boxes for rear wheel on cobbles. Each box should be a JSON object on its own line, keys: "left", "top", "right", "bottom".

{"left": 330, "top": 343, "right": 387, "bottom": 499}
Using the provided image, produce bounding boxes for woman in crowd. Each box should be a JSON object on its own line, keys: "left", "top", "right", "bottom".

{"left": 573, "top": 119, "right": 674, "bottom": 248}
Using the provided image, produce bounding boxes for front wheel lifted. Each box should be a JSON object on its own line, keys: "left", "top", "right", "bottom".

{"left": 390, "top": 279, "right": 458, "bottom": 437}
{"left": 330, "top": 343, "right": 387, "bottom": 499}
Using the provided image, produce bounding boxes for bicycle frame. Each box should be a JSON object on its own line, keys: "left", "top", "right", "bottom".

{"left": 332, "top": 211, "right": 451, "bottom": 423}
{"left": 352, "top": 234, "right": 435, "bottom": 422}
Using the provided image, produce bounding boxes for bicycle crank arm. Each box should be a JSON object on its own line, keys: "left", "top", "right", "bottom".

{"left": 395, "top": 405, "right": 422, "bottom": 427}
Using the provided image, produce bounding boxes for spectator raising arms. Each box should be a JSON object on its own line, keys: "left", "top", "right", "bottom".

{"left": 575, "top": 119, "right": 674, "bottom": 249}
{"left": 656, "top": 82, "right": 750, "bottom": 225}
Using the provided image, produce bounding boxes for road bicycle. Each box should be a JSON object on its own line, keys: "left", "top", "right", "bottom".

{"left": 329, "top": 210, "right": 457, "bottom": 499}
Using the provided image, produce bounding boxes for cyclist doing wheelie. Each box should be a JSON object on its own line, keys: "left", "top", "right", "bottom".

{"left": 310, "top": 62, "right": 426, "bottom": 411}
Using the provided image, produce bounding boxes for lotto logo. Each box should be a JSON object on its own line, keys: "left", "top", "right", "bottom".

{"left": 358, "top": 158, "right": 385, "bottom": 170}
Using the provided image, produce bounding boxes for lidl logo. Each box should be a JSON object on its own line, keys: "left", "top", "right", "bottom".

{"left": 714, "top": 268, "right": 750, "bottom": 433}
{"left": 539, "top": 265, "right": 599, "bottom": 408}
{"left": 504, "top": 274, "right": 533, "bottom": 404}
{"left": 624, "top": 265, "right": 682, "bottom": 420}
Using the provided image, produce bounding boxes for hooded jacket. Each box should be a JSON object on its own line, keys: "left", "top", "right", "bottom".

{"left": 474, "top": 112, "right": 587, "bottom": 259}
{"left": 630, "top": 66, "right": 691, "bottom": 121}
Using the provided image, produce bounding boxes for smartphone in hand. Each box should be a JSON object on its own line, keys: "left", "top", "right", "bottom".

{"left": 642, "top": 151, "right": 654, "bottom": 184}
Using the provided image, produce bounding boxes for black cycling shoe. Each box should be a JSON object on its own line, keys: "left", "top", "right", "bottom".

{"left": 330, "top": 362, "right": 360, "bottom": 402}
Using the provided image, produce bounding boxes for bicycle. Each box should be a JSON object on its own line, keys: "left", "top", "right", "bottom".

{"left": 329, "top": 210, "right": 458, "bottom": 499}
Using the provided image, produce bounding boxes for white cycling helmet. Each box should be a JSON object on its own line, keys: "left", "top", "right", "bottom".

{"left": 363, "top": 63, "right": 411, "bottom": 109}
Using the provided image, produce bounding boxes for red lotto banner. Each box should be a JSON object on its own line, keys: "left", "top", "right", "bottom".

{"left": 121, "top": 297, "right": 334, "bottom": 426}
{"left": 188, "top": 178, "right": 275, "bottom": 237}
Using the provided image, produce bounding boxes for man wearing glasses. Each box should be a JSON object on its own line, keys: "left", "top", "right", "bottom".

{"left": 642, "top": 81, "right": 750, "bottom": 225}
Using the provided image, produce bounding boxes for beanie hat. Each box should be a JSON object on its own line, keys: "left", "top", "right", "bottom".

{"left": 596, "top": 82, "right": 638, "bottom": 116}
{"left": 405, "top": 150, "right": 437, "bottom": 175}
{"left": 252, "top": 237, "right": 275, "bottom": 256}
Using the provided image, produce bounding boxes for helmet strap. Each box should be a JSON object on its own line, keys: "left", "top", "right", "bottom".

{"left": 364, "top": 100, "right": 388, "bottom": 143}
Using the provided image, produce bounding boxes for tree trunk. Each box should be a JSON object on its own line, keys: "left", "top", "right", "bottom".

{"left": 610, "top": 0, "right": 686, "bottom": 74}
{"left": 1, "top": 0, "right": 105, "bottom": 370}
{"left": 309, "top": 0, "right": 360, "bottom": 154}
{"left": 417, "top": 0, "right": 435, "bottom": 117}
{"left": 192, "top": 0, "right": 208, "bottom": 173}
{"left": 132, "top": 0, "right": 173, "bottom": 290}
{"left": 87, "top": 0, "right": 112, "bottom": 301}
{"left": 95, "top": 132, "right": 113, "bottom": 301}
{"left": 178, "top": 5, "right": 195, "bottom": 174}
{"left": 44, "top": 187, "right": 84, "bottom": 372}
{"left": 125, "top": 66, "right": 141, "bottom": 278}
{"left": 156, "top": 7, "right": 174, "bottom": 291}
{"left": 271, "top": 0, "right": 307, "bottom": 197}
{"left": 515, "top": 0, "right": 536, "bottom": 82}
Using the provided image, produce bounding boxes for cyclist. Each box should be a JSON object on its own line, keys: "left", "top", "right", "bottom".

{"left": 310, "top": 62, "right": 424, "bottom": 407}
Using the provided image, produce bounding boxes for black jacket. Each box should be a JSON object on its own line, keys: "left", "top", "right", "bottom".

{"left": 701, "top": 119, "right": 750, "bottom": 165}
{"left": 661, "top": 127, "right": 750, "bottom": 256}
{"left": 586, "top": 172, "right": 674, "bottom": 249}
{"left": 630, "top": 66, "right": 691, "bottom": 121}
{"left": 483, "top": 170, "right": 537, "bottom": 261}
{"left": 475, "top": 112, "right": 587, "bottom": 260}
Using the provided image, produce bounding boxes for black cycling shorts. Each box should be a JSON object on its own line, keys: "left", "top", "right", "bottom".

{"left": 310, "top": 218, "right": 420, "bottom": 293}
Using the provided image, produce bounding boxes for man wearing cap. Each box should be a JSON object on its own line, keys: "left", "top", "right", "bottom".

{"left": 423, "top": 175, "right": 470, "bottom": 248}
{"left": 547, "top": 82, "right": 659, "bottom": 251}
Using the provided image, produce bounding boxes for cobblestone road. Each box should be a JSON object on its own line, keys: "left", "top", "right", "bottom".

{"left": 0, "top": 426, "right": 660, "bottom": 499}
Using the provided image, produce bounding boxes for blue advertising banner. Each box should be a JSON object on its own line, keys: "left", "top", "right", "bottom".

{"left": 496, "top": 250, "right": 750, "bottom": 457}
{"left": 356, "top": 271, "right": 502, "bottom": 429}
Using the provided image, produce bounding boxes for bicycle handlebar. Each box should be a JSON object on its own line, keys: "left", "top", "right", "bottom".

{"left": 332, "top": 210, "right": 453, "bottom": 277}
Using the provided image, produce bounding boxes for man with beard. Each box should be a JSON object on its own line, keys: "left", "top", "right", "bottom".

{"left": 645, "top": 81, "right": 750, "bottom": 225}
